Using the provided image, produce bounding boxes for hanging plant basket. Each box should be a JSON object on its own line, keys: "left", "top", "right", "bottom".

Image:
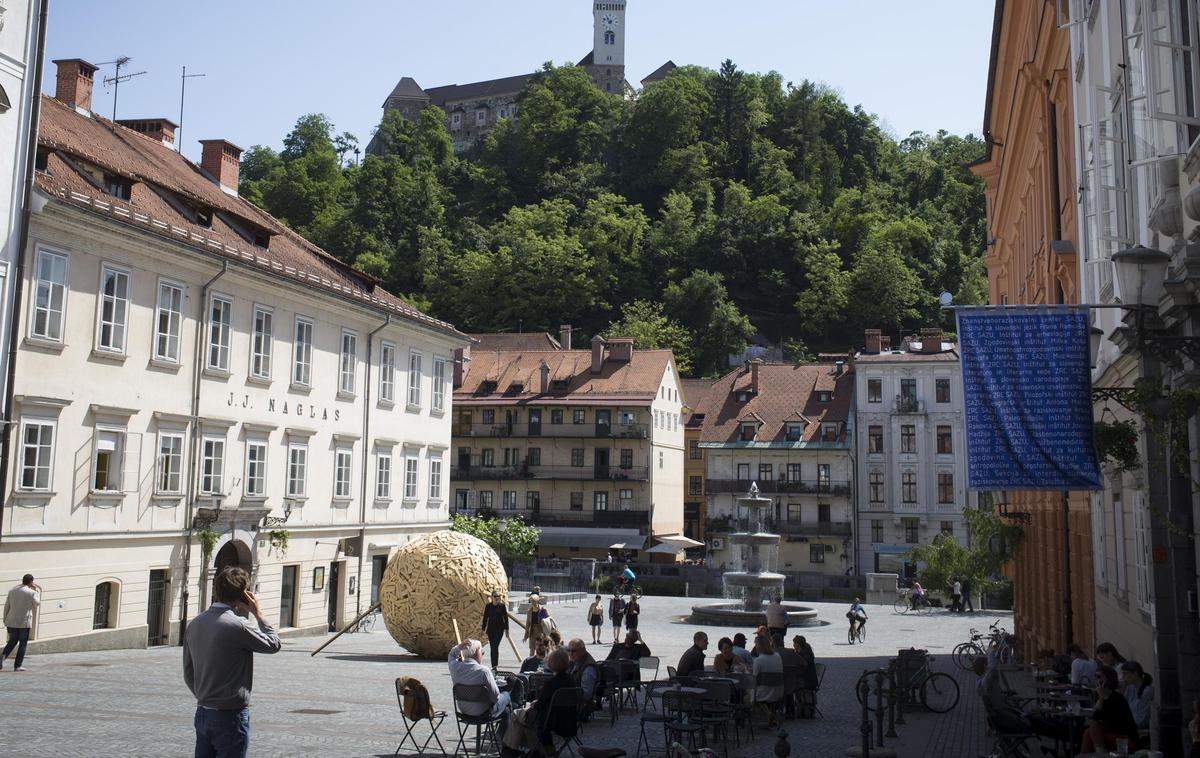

{"left": 1094, "top": 419, "right": 1140, "bottom": 474}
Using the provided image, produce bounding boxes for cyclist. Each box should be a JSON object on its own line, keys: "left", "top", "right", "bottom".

{"left": 910, "top": 580, "right": 926, "bottom": 611}
{"left": 847, "top": 597, "right": 867, "bottom": 643}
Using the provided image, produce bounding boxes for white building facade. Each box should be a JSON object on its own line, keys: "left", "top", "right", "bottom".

{"left": 853, "top": 329, "right": 969, "bottom": 579}
{"left": 0, "top": 62, "right": 467, "bottom": 652}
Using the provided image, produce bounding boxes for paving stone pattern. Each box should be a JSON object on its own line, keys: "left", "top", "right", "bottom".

{"left": 0, "top": 596, "right": 1005, "bottom": 757}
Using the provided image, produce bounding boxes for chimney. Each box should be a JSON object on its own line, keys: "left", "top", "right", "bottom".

{"left": 835, "top": 360, "right": 845, "bottom": 376}
{"left": 608, "top": 337, "right": 634, "bottom": 363}
{"left": 880, "top": 335, "right": 892, "bottom": 352}
{"left": 118, "top": 118, "right": 178, "bottom": 147}
{"left": 199, "top": 139, "right": 243, "bottom": 195}
{"left": 53, "top": 58, "right": 98, "bottom": 113}
{"left": 750, "top": 358, "right": 762, "bottom": 394}
{"left": 590, "top": 335, "right": 606, "bottom": 374}
{"left": 539, "top": 360, "right": 550, "bottom": 394}
{"left": 864, "top": 329, "right": 882, "bottom": 354}
{"left": 559, "top": 324, "right": 572, "bottom": 351}
{"left": 920, "top": 328, "right": 944, "bottom": 354}
{"left": 453, "top": 346, "right": 470, "bottom": 389}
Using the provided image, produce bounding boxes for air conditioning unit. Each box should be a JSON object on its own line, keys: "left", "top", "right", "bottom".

{"left": 710, "top": 538, "right": 724, "bottom": 551}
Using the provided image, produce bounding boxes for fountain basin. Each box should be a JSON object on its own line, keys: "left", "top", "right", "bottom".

{"left": 728, "top": 532, "right": 781, "bottom": 546}
{"left": 722, "top": 571, "right": 786, "bottom": 587}
{"left": 688, "top": 602, "right": 820, "bottom": 627}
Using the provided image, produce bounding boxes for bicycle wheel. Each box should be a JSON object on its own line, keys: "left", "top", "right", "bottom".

{"left": 916, "top": 599, "right": 932, "bottom": 616}
{"left": 920, "top": 672, "right": 960, "bottom": 713}
{"left": 858, "top": 624, "right": 866, "bottom": 643}
{"left": 952, "top": 642, "right": 982, "bottom": 670}
{"left": 847, "top": 627, "right": 855, "bottom": 644}
{"left": 893, "top": 596, "right": 910, "bottom": 614}
{"left": 360, "top": 614, "right": 375, "bottom": 633}
{"left": 855, "top": 672, "right": 888, "bottom": 711}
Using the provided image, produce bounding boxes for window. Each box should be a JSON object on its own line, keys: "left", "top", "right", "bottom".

{"left": 96, "top": 265, "right": 130, "bottom": 353}
{"left": 526, "top": 490, "right": 540, "bottom": 510}
{"left": 570, "top": 491, "right": 584, "bottom": 511}
{"left": 869, "top": 471, "right": 883, "bottom": 503}
{"left": 902, "top": 471, "right": 917, "bottom": 503}
{"left": 900, "top": 425, "right": 916, "bottom": 453}
{"left": 620, "top": 449, "right": 633, "bottom": 469}
{"left": 870, "top": 520, "right": 883, "bottom": 542}
{"left": 479, "top": 491, "right": 494, "bottom": 509}
{"left": 935, "top": 378, "right": 950, "bottom": 404}
{"left": 822, "top": 423, "right": 839, "bottom": 441}
{"left": 380, "top": 343, "right": 396, "bottom": 403}
{"left": 404, "top": 453, "right": 419, "bottom": 500}
{"left": 376, "top": 451, "right": 392, "bottom": 500}
{"left": 156, "top": 432, "right": 184, "bottom": 494}
{"left": 429, "top": 456, "right": 443, "bottom": 501}
{"left": 1113, "top": 492, "right": 1128, "bottom": 596}
{"left": 573, "top": 409, "right": 586, "bottom": 425}
{"left": 818, "top": 503, "right": 830, "bottom": 522}
{"left": 786, "top": 463, "right": 801, "bottom": 482}
{"left": 502, "top": 490, "right": 517, "bottom": 511}
{"left": 433, "top": 356, "right": 447, "bottom": 412}
{"left": 690, "top": 439, "right": 703, "bottom": 459}
{"left": 454, "top": 489, "right": 468, "bottom": 511}
{"left": 292, "top": 317, "right": 313, "bottom": 386}
{"left": 736, "top": 463, "right": 750, "bottom": 481}
{"left": 903, "top": 518, "right": 919, "bottom": 543}
{"left": 785, "top": 423, "right": 804, "bottom": 442}
{"left": 740, "top": 423, "right": 757, "bottom": 441}
{"left": 250, "top": 307, "right": 273, "bottom": 379}
{"left": 31, "top": 249, "right": 68, "bottom": 342}
{"left": 245, "top": 441, "right": 267, "bottom": 497}
{"left": 758, "top": 464, "right": 773, "bottom": 482}
{"left": 867, "top": 378, "right": 882, "bottom": 403}
{"left": 482, "top": 409, "right": 496, "bottom": 425}
{"left": 809, "top": 544, "right": 825, "bottom": 563}
{"left": 334, "top": 448, "right": 353, "bottom": 499}
{"left": 551, "top": 409, "right": 564, "bottom": 425}
{"left": 206, "top": 296, "right": 232, "bottom": 371}
{"left": 593, "top": 491, "right": 609, "bottom": 511}
{"left": 868, "top": 425, "right": 883, "bottom": 453}
{"left": 900, "top": 379, "right": 916, "bottom": 401}
{"left": 482, "top": 449, "right": 495, "bottom": 467}
{"left": 937, "top": 426, "right": 953, "bottom": 454}
{"left": 817, "top": 464, "right": 830, "bottom": 491}
{"left": 658, "top": 451, "right": 664, "bottom": 469}
{"left": 287, "top": 443, "right": 307, "bottom": 498}
{"left": 940, "top": 521, "right": 954, "bottom": 535}
{"left": 527, "top": 447, "right": 541, "bottom": 467}
{"left": 604, "top": 30, "right": 615, "bottom": 44}
{"left": 476, "top": 109, "right": 487, "bottom": 125}
{"left": 19, "top": 420, "right": 54, "bottom": 491}
{"left": 408, "top": 351, "right": 423, "bottom": 407}
{"left": 816, "top": 391, "right": 831, "bottom": 403}
{"left": 340, "top": 330, "right": 358, "bottom": 395}
{"left": 93, "top": 581, "right": 118, "bottom": 629}
{"left": 201, "top": 437, "right": 225, "bottom": 495}
{"left": 1133, "top": 491, "right": 1152, "bottom": 612}
{"left": 154, "top": 281, "right": 184, "bottom": 362}
{"left": 938, "top": 472, "right": 954, "bottom": 503}
{"left": 689, "top": 476, "right": 702, "bottom": 495}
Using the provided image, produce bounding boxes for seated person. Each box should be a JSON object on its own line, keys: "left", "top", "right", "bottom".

{"left": 731, "top": 633, "right": 754, "bottom": 666}
{"left": 566, "top": 638, "right": 602, "bottom": 719}
{"left": 449, "top": 639, "right": 511, "bottom": 734}
{"left": 752, "top": 635, "right": 784, "bottom": 728}
{"left": 1068, "top": 642, "right": 1097, "bottom": 690}
{"left": 675, "top": 631, "right": 708, "bottom": 678}
{"left": 547, "top": 629, "right": 563, "bottom": 652}
{"left": 773, "top": 634, "right": 802, "bottom": 717}
{"left": 793, "top": 635, "right": 818, "bottom": 717}
{"left": 606, "top": 630, "right": 651, "bottom": 662}
{"left": 501, "top": 648, "right": 575, "bottom": 755}
{"left": 973, "top": 653, "right": 1069, "bottom": 745}
{"left": 521, "top": 638, "right": 550, "bottom": 673}
{"left": 1081, "top": 665, "right": 1139, "bottom": 754}
{"left": 713, "top": 637, "right": 749, "bottom": 675}
{"left": 910, "top": 580, "right": 925, "bottom": 609}
{"left": 1120, "top": 660, "right": 1154, "bottom": 737}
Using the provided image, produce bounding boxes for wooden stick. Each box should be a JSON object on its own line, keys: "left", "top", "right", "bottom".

{"left": 452, "top": 617, "right": 463, "bottom": 645}
{"left": 507, "top": 611, "right": 527, "bottom": 630}
{"left": 506, "top": 630, "right": 522, "bottom": 660}
{"left": 310, "top": 602, "right": 381, "bottom": 657}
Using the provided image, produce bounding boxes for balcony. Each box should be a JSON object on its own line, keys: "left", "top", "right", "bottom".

{"left": 894, "top": 395, "right": 924, "bottom": 414}
{"left": 704, "top": 478, "right": 851, "bottom": 497}
{"left": 705, "top": 516, "right": 852, "bottom": 537}
{"left": 454, "top": 506, "right": 649, "bottom": 530}
{"left": 451, "top": 465, "right": 650, "bottom": 482}
{"left": 455, "top": 422, "right": 649, "bottom": 439}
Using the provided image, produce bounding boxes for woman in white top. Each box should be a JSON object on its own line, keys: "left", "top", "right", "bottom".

{"left": 1068, "top": 643, "right": 1097, "bottom": 689}
{"left": 1121, "top": 660, "right": 1154, "bottom": 733}
{"left": 752, "top": 635, "right": 784, "bottom": 726}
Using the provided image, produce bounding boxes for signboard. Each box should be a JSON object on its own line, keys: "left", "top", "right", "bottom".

{"left": 958, "top": 309, "right": 1102, "bottom": 491}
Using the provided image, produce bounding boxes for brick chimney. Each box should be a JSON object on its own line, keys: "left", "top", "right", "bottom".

{"left": 608, "top": 338, "right": 634, "bottom": 363}
{"left": 199, "top": 139, "right": 243, "bottom": 195}
{"left": 920, "top": 328, "right": 944, "bottom": 354}
{"left": 750, "top": 358, "right": 762, "bottom": 394}
{"left": 118, "top": 118, "right": 178, "bottom": 147}
{"left": 539, "top": 360, "right": 550, "bottom": 394}
{"left": 591, "top": 335, "right": 606, "bottom": 374}
{"left": 559, "top": 324, "right": 572, "bottom": 351}
{"left": 864, "top": 329, "right": 882, "bottom": 354}
{"left": 53, "top": 58, "right": 98, "bottom": 113}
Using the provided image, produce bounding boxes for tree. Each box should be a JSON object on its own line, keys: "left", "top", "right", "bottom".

{"left": 907, "top": 505, "right": 1024, "bottom": 594}
{"left": 602, "top": 300, "right": 694, "bottom": 375}
{"left": 449, "top": 514, "right": 540, "bottom": 562}
{"left": 847, "top": 244, "right": 921, "bottom": 333}
{"left": 663, "top": 271, "right": 754, "bottom": 376}
{"left": 794, "top": 241, "right": 849, "bottom": 342}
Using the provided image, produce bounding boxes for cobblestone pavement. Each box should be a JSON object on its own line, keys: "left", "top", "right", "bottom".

{"left": 0, "top": 596, "right": 1006, "bottom": 757}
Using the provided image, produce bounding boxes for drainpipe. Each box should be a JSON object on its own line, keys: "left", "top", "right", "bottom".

{"left": 0, "top": 0, "right": 49, "bottom": 545}
{"left": 178, "top": 261, "right": 228, "bottom": 643}
{"left": 356, "top": 315, "right": 390, "bottom": 617}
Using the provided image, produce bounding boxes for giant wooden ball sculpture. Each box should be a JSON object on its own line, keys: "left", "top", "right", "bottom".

{"left": 379, "top": 530, "right": 509, "bottom": 658}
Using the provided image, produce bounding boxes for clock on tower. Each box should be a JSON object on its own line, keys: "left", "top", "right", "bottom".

{"left": 592, "top": 2, "right": 626, "bottom": 67}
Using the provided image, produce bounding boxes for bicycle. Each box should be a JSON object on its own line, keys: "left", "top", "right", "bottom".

{"left": 953, "top": 619, "right": 1014, "bottom": 669}
{"left": 860, "top": 654, "right": 959, "bottom": 713}
{"left": 893, "top": 589, "right": 933, "bottom": 616}
{"left": 349, "top": 607, "right": 380, "bottom": 634}
{"left": 847, "top": 618, "right": 866, "bottom": 644}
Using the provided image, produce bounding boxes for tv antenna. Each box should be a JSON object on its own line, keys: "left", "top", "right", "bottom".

{"left": 99, "top": 56, "right": 147, "bottom": 121}
{"left": 178, "top": 65, "right": 207, "bottom": 153}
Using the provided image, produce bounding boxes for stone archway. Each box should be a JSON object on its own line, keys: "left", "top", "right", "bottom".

{"left": 215, "top": 540, "right": 251, "bottom": 572}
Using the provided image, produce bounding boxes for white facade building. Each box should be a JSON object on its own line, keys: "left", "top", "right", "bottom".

{"left": 853, "top": 329, "right": 969, "bottom": 578}
{"left": 0, "top": 60, "right": 467, "bottom": 652}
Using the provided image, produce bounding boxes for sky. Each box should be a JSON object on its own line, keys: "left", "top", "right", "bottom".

{"left": 44, "top": 1, "right": 995, "bottom": 163}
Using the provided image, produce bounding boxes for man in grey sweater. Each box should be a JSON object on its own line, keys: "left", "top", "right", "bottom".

{"left": 184, "top": 566, "right": 281, "bottom": 758}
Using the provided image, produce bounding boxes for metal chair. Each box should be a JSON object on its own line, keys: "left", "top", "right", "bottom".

{"left": 394, "top": 677, "right": 448, "bottom": 756}
{"left": 666, "top": 665, "right": 677, "bottom": 679}
{"left": 544, "top": 686, "right": 584, "bottom": 758}
{"left": 984, "top": 712, "right": 1035, "bottom": 758}
{"left": 812, "top": 662, "right": 827, "bottom": 718}
{"left": 451, "top": 683, "right": 505, "bottom": 757}
{"left": 754, "top": 670, "right": 785, "bottom": 726}
{"left": 692, "top": 678, "right": 735, "bottom": 756}
{"left": 662, "top": 690, "right": 705, "bottom": 753}
{"left": 781, "top": 664, "right": 800, "bottom": 719}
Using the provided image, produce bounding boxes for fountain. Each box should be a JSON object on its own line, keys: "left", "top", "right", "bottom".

{"left": 690, "top": 483, "right": 819, "bottom": 627}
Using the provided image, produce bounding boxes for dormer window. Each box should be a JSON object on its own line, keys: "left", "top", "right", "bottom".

{"left": 551, "top": 379, "right": 570, "bottom": 392}
{"left": 479, "top": 380, "right": 497, "bottom": 394}
{"left": 816, "top": 391, "right": 832, "bottom": 403}
{"left": 736, "top": 391, "right": 750, "bottom": 402}
{"left": 785, "top": 423, "right": 804, "bottom": 442}
{"left": 740, "top": 423, "right": 757, "bottom": 441}
{"left": 821, "top": 423, "right": 839, "bottom": 442}
{"left": 196, "top": 207, "right": 213, "bottom": 228}
{"left": 103, "top": 174, "right": 131, "bottom": 201}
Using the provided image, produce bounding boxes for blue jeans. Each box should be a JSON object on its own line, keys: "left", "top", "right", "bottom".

{"left": 193, "top": 707, "right": 250, "bottom": 758}
{"left": 490, "top": 692, "right": 511, "bottom": 738}
{"left": 2, "top": 627, "right": 30, "bottom": 667}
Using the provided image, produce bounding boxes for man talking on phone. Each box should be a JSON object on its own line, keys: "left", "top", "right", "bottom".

{"left": 184, "top": 565, "right": 282, "bottom": 758}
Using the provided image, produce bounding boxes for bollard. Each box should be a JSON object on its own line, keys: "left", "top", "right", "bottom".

{"left": 860, "top": 670, "right": 872, "bottom": 755}
{"left": 685, "top": 581, "right": 689, "bottom": 597}
{"left": 892, "top": 660, "right": 907, "bottom": 726}
{"left": 874, "top": 669, "right": 885, "bottom": 747}
{"left": 886, "top": 666, "right": 898, "bottom": 738}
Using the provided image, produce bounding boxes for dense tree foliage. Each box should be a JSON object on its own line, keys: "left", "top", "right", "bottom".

{"left": 241, "top": 60, "right": 986, "bottom": 376}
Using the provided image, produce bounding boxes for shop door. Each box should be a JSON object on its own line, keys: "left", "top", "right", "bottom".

{"left": 280, "top": 565, "right": 297, "bottom": 628}
{"left": 146, "top": 569, "right": 169, "bottom": 646}
{"left": 327, "top": 561, "right": 342, "bottom": 631}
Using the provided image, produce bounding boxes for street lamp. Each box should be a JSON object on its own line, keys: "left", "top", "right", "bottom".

{"left": 1112, "top": 245, "right": 1170, "bottom": 308}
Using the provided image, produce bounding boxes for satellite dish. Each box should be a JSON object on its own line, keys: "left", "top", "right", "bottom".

{"left": 939, "top": 291, "right": 954, "bottom": 307}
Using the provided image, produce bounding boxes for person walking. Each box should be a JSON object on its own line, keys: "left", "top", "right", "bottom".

{"left": 481, "top": 590, "right": 509, "bottom": 670}
{"left": 586, "top": 594, "right": 604, "bottom": 645}
{"left": 961, "top": 577, "right": 975, "bottom": 613}
{"left": 766, "top": 595, "right": 788, "bottom": 640}
{"left": 523, "top": 595, "right": 550, "bottom": 655}
{"left": 624, "top": 593, "right": 641, "bottom": 633}
{"left": 183, "top": 566, "right": 282, "bottom": 758}
{"left": 950, "top": 579, "right": 963, "bottom": 613}
{"left": 608, "top": 593, "right": 626, "bottom": 644}
{"left": 2, "top": 574, "right": 41, "bottom": 671}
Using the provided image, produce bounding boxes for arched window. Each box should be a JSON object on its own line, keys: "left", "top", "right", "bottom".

{"left": 604, "top": 31, "right": 615, "bottom": 45}
{"left": 93, "top": 581, "right": 119, "bottom": 629}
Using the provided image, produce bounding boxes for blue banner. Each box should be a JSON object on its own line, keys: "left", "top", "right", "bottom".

{"left": 958, "top": 309, "right": 1102, "bottom": 491}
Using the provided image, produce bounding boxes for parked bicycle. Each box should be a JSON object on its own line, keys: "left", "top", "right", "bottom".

{"left": 893, "top": 588, "right": 933, "bottom": 615}
{"left": 349, "top": 607, "right": 380, "bottom": 634}
{"left": 952, "top": 619, "right": 1014, "bottom": 669}
{"left": 859, "top": 654, "right": 959, "bottom": 713}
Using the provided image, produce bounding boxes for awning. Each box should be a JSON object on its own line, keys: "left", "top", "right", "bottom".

{"left": 645, "top": 542, "right": 684, "bottom": 556}
{"left": 537, "top": 527, "right": 645, "bottom": 550}
{"left": 656, "top": 534, "right": 704, "bottom": 548}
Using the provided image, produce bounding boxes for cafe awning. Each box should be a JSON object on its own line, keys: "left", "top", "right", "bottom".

{"left": 655, "top": 534, "right": 704, "bottom": 548}
{"left": 537, "top": 527, "right": 645, "bottom": 550}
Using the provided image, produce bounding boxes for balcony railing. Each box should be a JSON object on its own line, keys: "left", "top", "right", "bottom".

{"left": 705, "top": 516, "right": 852, "bottom": 537}
{"left": 454, "top": 507, "right": 648, "bottom": 529}
{"left": 451, "top": 465, "right": 650, "bottom": 482}
{"left": 455, "top": 423, "right": 649, "bottom": 439}
{"left": 894, "top": 395, "right": 924, "bottom": 414}
{"left": 704, "top": 478, "right": 851, "bottom": 497}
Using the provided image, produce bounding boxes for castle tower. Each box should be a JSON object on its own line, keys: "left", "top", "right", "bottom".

{"left": 590, "top": 1, "right": 627, "bottom": 94}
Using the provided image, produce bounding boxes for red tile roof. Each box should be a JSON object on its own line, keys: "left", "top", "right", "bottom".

{"left": 455, "top": 349, "right": 675, "bottom": 404}
{"left": 469, "top": 332, "right": 562, "bottom": 352}
{"left": 34, "top": 95, "right": 464, "bottom": 340}
{"left": 695, "top": 362, "right": 853, "bottom": 444}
